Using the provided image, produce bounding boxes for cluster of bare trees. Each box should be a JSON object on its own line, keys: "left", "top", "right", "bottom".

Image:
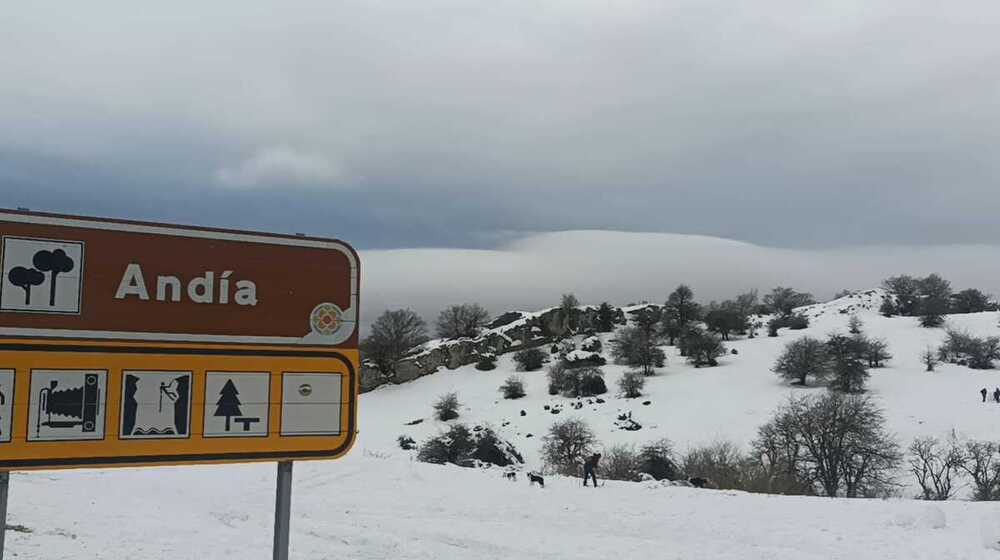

{"left": 539, "top": 394, "right": 906, "bottom": 498}
{"left": 653, "top": 285, "right": 732, "bottom": 368}
{"left": 541, "top": 418, "right": 678, "bottom": 481}
{"left": 617, "top": 285, "right": 812, "bottom": 373}
{"left": 363, "top": 283, "right": 824, "bottom": 378}
{"left": 534, "top": 393, "right": 1000, "bottom": 501}
{"left": 547, "top": 362, "right": 607, "bottom": 398}
{"left": 908, "top": 436, "right": 1000, "bottom": 501}
{"left": 753, "top": 393, "right": 902, "bottom": 498}
{"left": 881, "top": 274, "right": 995, "bottom": 328}
{"left": 362, "top": 303, "right": 490, "bottom": 377}
{"left": 435, "top": 303, "right": 491, "bottom": 339}
{"left": 937, "top": 329, "right": 1000, "bottom": 370}
{"left": 772, "top": 331, "right": 890, "bottom": 392}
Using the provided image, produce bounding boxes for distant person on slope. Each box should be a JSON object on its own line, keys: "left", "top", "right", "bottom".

{"left": 994, "top": 388, "right": 1000, "bottom": 403}
{"left": 583, "top": 453, "right": 601, "bottom": 487}
{"left": 983, "top": 388, "right": 989, "bottom": 403}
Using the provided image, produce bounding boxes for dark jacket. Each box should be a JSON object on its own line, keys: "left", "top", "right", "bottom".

{"left": 583, "top": 454, "right": 601, "bottom": 472}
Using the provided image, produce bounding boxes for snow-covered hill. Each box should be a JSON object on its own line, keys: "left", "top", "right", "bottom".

{"left": 9, "top": 290, "right": 1000, "bottom": 558}
{"left": 372, "top": 290, "right": 1000, "bottom": 471}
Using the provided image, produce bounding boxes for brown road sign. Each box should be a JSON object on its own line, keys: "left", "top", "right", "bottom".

{"left": 0, "top": 209, "right": 359, "bottom": 470}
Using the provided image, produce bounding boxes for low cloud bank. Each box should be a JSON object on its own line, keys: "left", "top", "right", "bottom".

{"left": 359, "top": 230, "right": 1000, "bottom": 332}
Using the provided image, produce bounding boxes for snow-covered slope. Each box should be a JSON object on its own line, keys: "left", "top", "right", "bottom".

{"left": 9, "top": 291, "right": 1000, "bottom": 558}
{"left": 7, "top": 454, "right": 1000, "bottom": 559}
{"left": 373, "top": 291, "right": 1000, "bottom": 470}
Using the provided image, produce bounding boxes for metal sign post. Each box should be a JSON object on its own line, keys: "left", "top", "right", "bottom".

{"left": 0, "top": 471, "right": 9, "bottom": 559}
{"left": 273, "top": 461, "right": 293, "bottom": 560}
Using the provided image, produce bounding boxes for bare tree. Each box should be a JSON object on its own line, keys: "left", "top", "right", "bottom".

{"left": 617, "top": 370, "right": 645, "bottom": 398}
{"left": 633, "top": 306, "right": 662, "bottom": 337}
{"left": 752, "top": 414, "right": 814, "bottom": 495}
{"left": 684, "top": 329, "right": 726, "bottom": 367}
{"left": 499, "top": 375, "right": 526, "bottom": 399}
{"left": 918, "top": 273, "right": 952, "bottom": 328}
{"left": 761, "top": 393, "right": 901, "bottom": 497}
{"left": 513, "top": 348, "right": 547, "bottom": 371}
{"left": 361, "top": 309, "right": 428, "bottom": 375}
{"left": 547, "top": 361, "right": 568, "bottom": 395}
{"left": 542, "top": 418, "right": 597, "bottom": 475}
{"left": 561, "top": 293, "right": 580, "bottom": 331}
{"left": 882, "top": 275, "right": 920, "bottom": 316}
{"left": 763, "top": 287, "right": 815, "bottom": 317}
{"left": 847, "top": 315, "right": 863, "bottom": 335}
{"left": 661, "top": 285, "right": 701, "bottom": 345}
{"left": 417, "top": 424, "right": 475, "bottom": 465}
{"left": 909, "top": 436, "right": 965, "bottom": 500}
{"left": 611, "top": 325, "right": 665, "bottom": 376}
{"left": 734, "top": 290, "right": 761, "bottom": 321}
{"left": 772, "top": 337, "right": 829, "bottom": 386}
{"left": 879, "top": 298, "right": 898, "bottom": 317}
{"left": 435, "top": 303, "right": 490, "bottom": 339}
{"left": 596, "top": 302, "right": 617, "bottom": 332}
{"left": 638, "top": 439, "right": 679, "bottom": 481}
{"left": 703, "top": 301, "right": 746, "bottom": 341}
{"left": 681, "top": 441, "right": 746, "bottom": 490}
{"left": 961, "top": 441, "right": 1000, "bottom": 501}
{"left": 433, "top": 392, "right": 461, "bottom": 421}
{"left": 558, "top": 366, "right": 607, "bottom": 398}
{"left": 599, "top": 444, "right": 641, "bottom": 482}
{"left": 826, "top": 334, "right": 870, "bottom": 393}
{"left": 858, "top": 336, "right": 892, "bottom": 368}
{"left": 952, "top": 288, "right": 992, "bottom": 314}
{"left": 921, "top": 347, "right": 939, "bottom": 372}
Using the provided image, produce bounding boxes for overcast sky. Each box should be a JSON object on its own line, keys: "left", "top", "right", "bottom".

{"left": 3, "top": 1, "right": 999, "bottom": 251}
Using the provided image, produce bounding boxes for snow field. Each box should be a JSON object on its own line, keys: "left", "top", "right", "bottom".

{"left": 6, "top": 454, "right": 1000, "bottom": 559}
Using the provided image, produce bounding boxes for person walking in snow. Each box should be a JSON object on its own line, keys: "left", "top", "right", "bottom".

{"left": 994, "top": 388, "right": 1000, "bottom": 403}
{"left": 983, "top": 388, "right": 989, "bottom": 403}
{"left": 583, "top": 453, "right": 601, "bottom": 487}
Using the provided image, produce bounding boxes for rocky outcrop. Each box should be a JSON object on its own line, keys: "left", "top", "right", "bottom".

{"left": 360, "top": 305, "right": 628, "bottom": 393}
{"left": 360, "top": 364, "right": 390, "bottom": 392}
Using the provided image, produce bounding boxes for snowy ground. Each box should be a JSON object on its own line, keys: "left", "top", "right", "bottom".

{"left": 6, "top": 454, "right": 1000, "bottom": 559}
{"left": 8, "top": 292, "right": 1000, "bottom": 558}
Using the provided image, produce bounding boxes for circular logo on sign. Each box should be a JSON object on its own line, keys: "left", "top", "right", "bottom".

{"left": 310, "top": 303, "right": 343, "bottom": 336}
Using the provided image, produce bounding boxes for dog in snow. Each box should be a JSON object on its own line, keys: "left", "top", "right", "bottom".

{"left": 688, "top": 477, "right": 709, "bottom": 488}
{"left": 503, "top": 470, "right": 517, "bottom": 481}
{"left": 527, "top": 472, "right": 545, "bottom": 488}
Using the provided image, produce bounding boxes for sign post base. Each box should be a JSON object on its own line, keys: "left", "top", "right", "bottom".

{"left": 273, "top": 461, "right": 293, "bottom": 560}
{"left": 0, "top": 471, "right": 9, "bottom": 559}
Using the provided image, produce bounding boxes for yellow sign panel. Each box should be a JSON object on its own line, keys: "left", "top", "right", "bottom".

{"left": 0, "top": 339, "right": 357, "bottom": 470}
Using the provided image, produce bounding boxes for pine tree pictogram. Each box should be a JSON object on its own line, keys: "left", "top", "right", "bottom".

{"left": 214, "top": 379, "right": 243, "bottom": 431}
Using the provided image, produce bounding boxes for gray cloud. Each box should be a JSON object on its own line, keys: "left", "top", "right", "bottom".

{"left": 215, "top": 147, "right": 345, "bottom": 189}
{"left": 2, "top": 1, "right": 999, "bottom": 249}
